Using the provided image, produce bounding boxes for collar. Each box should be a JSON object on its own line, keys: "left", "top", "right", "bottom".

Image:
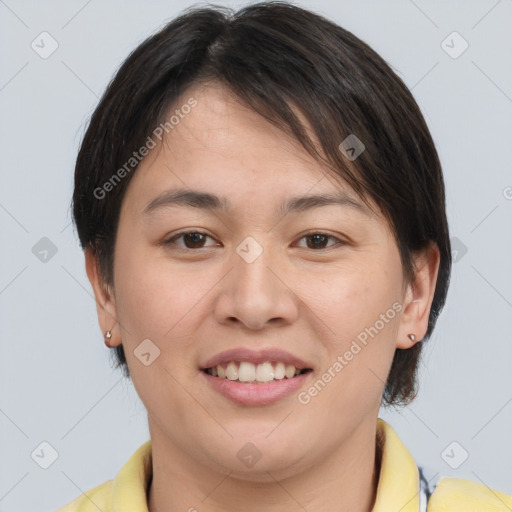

{"left": 110, "top": 439, "right": 152, "bottom": 512}
{"left": 372, "top": 418, "right": 420, "bottom": 511}
{"left": 109, "top": 418, "right": 421, "bottom": 511}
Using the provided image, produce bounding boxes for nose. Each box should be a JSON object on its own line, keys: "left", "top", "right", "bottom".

{"left": 213, "top": 242, "right": 300, "bottom": 330}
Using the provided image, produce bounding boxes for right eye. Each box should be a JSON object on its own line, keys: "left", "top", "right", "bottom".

{"left": 163, "top": 230, "right": 219, "bottom": 250}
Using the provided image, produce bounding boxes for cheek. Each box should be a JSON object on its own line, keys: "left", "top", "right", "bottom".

{"left": 301, "top": 257, "right": 402, "bottom": 342}
{"left": 112, "top": 244, "right": 208, "bottom": 349}
{"left": 112, "top": 249, "right": 206, "bottom": 409}
{"left": 299, "top": 254, "right": 402, "bottom": 398}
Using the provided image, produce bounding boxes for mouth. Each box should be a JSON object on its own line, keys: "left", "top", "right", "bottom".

{"left": 199, "top": 348, "right": 314, "bottom": 405}
{"left": 201, "top": 364, "right": 313, "bottom": 406}
{"left": 202, "top": 361, "right": 313, "bottom": 384}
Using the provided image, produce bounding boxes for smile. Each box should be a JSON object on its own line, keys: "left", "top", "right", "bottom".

{"left": 203, "top": 361, "right": 311, "bottom": 383}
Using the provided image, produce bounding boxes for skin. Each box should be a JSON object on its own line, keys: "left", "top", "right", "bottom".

{"left": 86, "top": 82, "right": 440, "bottom": 512}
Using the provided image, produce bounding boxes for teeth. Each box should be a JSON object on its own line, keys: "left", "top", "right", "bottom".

{"left": 274, "top": 362, "right": 286, "bottom": 380}
{"left": 256, "top": 362, "right": 274, "bottom": 383}
{"left": 239, "top": 361, "right": 256, "bottom": 382}
{"left": 206, "top": 361, "right": 307, "bottom": 383}
{"left": 226, "top": 362, "right": 238, "bottom": 381}
{"left": 285, "top": 364, "right": 296, "bottom": 379}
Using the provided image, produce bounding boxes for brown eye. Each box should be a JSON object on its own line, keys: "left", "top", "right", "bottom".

{"left": 164, "top": 230, "right": 344, "bottom": 252}
{"left": 296, "top": 232, "right": 343, "bottom": 250}
{"left": 164, "top": 231, "right": 216, "bottom": 250}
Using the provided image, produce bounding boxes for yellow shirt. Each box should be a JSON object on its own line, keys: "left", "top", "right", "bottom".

{"left": 56, "top": 418, "right": 512, "bottom": 511}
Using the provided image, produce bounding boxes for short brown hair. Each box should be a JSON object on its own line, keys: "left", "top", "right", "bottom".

{"left": 72, "top": 1, "right": 452, "bottom": 406}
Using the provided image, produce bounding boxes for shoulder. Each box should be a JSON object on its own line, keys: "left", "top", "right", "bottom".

{"left": 428, "top": 476, "right": 512, "bottom": 511}
{"left": 55, "top": 480, "right": 113, "bottom": 512}
{"left": 55, "top": 440, "right": 152, "bottom": 511}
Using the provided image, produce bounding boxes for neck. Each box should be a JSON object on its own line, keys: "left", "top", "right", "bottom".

{"left": 148, "top": 416, "right": 382, "bottom": 512}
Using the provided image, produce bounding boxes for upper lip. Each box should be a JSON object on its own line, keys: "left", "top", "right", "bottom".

{"left": 200, "top": 348, "right": 313, "bottom": 370}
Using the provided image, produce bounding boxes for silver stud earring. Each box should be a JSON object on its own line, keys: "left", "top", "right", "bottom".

{"left": 407, "top": 333, "right": 416, "bottom": 342}
{"left": 104, "top": 330, "right": 113, "bottom": 348}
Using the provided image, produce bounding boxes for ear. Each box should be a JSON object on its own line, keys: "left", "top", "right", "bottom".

{"left": 396, "top": 242, "right": 440, "bottom": 349}
{"left": 85, "top": 247, "right": 122, "bottom": 348}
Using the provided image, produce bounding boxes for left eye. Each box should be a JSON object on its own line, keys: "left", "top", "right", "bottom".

{"left": 294, "top": 232, "right": 342, "bottom": 250}
{"left": 163, "top": 231, "right": 343, "bottom": 251}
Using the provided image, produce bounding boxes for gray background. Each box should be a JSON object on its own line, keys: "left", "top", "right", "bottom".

{"left": 1, "top": 1, "right": 511, "bottom": 511}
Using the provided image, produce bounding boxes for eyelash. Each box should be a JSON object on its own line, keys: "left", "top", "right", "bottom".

{"left": 163, "top": 230, "right": 346, "bottom": 252}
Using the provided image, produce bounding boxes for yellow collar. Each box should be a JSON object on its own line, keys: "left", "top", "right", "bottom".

{"left": 372, "top": 419, "right": 512, "bottom": 511}
{"left": 110, "top": 439, "right": 152, "bottom": 512}
{"left": 58, "top": 418, "right": 512, "bottom": 511}
{"left": 371, "top": 418, "right": 421, "bottom": 511}
{"left": 110, "top": 418, "right": 421, "bottom": 511}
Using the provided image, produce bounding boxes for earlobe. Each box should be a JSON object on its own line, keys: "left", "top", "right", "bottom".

{"left": 396, "top": 243, "right": 440, "bottom": 349}
{"left": 84, "top": 247, "right": 121, "bottom": 348}
{"left": 104, "top": 330, "right": 115, "bottom": 348}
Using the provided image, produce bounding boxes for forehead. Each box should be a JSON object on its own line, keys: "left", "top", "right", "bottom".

{"left": 121, "top": 83, "right": 378, "bottom": 219}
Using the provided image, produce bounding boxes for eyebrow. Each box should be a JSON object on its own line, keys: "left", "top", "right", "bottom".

{"left": 143, "top": 187, "right": 372, "bottom": 218}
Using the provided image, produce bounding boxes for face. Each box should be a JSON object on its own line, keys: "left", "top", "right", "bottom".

{"left": 87, "top": 83, "right": 437, "bottom": 480}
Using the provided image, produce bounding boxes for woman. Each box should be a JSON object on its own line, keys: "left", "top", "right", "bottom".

{"left": 58, "top": 2, "right": 512, "bottom": 510}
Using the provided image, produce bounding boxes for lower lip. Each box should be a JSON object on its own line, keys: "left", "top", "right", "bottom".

{"left": 201, "top": 371, "right": 312, "bottom": 406}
